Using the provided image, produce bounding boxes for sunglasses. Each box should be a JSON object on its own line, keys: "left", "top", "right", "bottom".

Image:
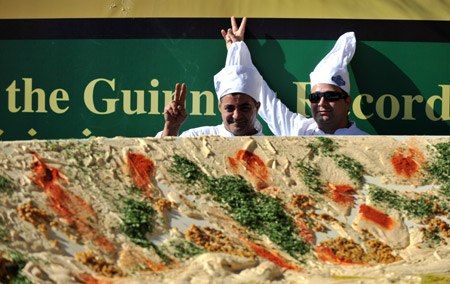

{"left": 309, "top": 91, "right": 348, "bottom": 103}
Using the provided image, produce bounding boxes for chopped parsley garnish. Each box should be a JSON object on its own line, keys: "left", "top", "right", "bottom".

{"left": 8, "top": 251, "right": 28, "bottom": 270}
{"left": 120, "top": 199, "right": 156, "bottom": 248}
{"left": 306, "top": 137, "right": 336, "bottom": 158}
{"left": 171, "top": 155, "right": 310, "bottom": 258}
{"left": 205, "top": 176, "right": 310, "bottom": 257}
{"left": 332, "top": 154, "right": 365, "bottom": 185}
{"left": 424, "top": 142, "right": 450, "bottom": 198}
{"left": 368, "top": 184, "right": 438, "bottom": 220}
{"left": 424, "top": 142, "right": 450, "bottom": 184}
{"left": 171, "top": 155, "right": 206, "bottom": 185}
{"left": 301, "top": 137, "right": 365, "bottom": 188}
{"left": 151, "top": 244, "right": 172, "bottom": 265}
{"left": 316, "top": 137, "right": 336, "bottom": 154}
{"left": 440, "top": 183, "right": 450, "bottom": 197}
{"left": 120, "top": 199, "right": 172, "bottom": 264}
{"left": 170, "top": 240, "right": 204, "bottom": 259}
{"left": 296, "top": 161, "right": 323, "bottom": 194}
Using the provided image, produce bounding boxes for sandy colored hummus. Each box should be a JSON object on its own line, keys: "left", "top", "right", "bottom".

{"left": 0, "top": 136, "right": 449, "bottom": 283}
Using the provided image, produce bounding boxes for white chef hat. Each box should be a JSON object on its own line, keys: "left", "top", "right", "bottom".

{"left": 214, "top": 42, "right": 262, "bottom": 102}
{"left": 309, "top": 32, "right": 356, "bottom": 94}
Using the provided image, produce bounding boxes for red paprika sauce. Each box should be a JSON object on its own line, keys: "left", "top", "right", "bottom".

{"left": 30, "top": 155, "right": 114, "bottom": 252}
{"left": 391, "top": 147, "right": 425, "bottom": 179}
{"left": 227, "top": 150, "right": 269, "bottom": 190}
{"left": 127, "top": 153, "right": 156, "bottom": 197}
{"left": 359, "top": 204, "right": 395, "bottom": 230}
{"left": 327, "top": 184, "right": 356, "bottom": 206}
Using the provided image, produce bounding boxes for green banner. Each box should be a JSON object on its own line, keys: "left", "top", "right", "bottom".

{"left": 1, "top": 36, "right": 450, "bottom": 139}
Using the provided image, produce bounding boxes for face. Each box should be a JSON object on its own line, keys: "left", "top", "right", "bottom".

{"left": 219, "top": 93, "right": 260, "bottom": 136}
{"left": 310, "top": 84, "right": 351, "bottom": 134}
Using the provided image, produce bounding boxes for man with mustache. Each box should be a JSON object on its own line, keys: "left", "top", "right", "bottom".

{"left": 223, "top": 17, "right": 367, "bottom": 135}
{"left": 158, "top": 17, "right": 264, "bottom": 137}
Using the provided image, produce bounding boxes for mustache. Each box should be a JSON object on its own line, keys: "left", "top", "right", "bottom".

{"left": 227, "top": 118, "right": 248, "bottom": 124}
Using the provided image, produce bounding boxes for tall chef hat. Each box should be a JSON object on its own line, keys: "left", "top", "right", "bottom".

{"left": 309, "top": 32, "right": 356, "bottom": 94}
{"left": 214, "top": 42, "right": 262, "bottom": 102}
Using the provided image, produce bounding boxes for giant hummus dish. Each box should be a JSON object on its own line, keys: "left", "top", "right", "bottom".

{"left": 1, "top": 136, "right": 450, "bottom": 283}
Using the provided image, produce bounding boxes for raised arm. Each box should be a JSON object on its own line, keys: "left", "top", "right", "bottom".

{"left": 257, "top": 79, "right": 312, "bottom": 136}
{"left": 161, "top": 83, "right": 188, "bottom": 137}
{"left": 219, "top": 17, "right": 310, "bottom": 136}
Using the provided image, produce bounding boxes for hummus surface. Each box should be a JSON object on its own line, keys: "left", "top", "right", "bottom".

{"left": 0, "top": 136, "right": 450, "bottom": 283}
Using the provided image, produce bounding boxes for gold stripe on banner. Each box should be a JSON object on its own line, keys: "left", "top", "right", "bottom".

{"left": 1, "top": 0, "right": 450, "bottom": 21}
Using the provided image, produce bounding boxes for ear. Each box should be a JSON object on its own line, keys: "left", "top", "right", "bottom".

{"left": 256, "top": 101, "right": 261, "bottom": 111}
{"left": 218, "top": 102, "right": 222, "bottom": 113}
{"left": 345, "top": 96, "right": 352, "bottom": 111}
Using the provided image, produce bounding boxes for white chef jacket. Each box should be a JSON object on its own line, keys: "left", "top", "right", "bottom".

{"left": 228, "top": 42, "right": 368, "bottom": 136}
{"left": 155, "top": 120, "right": 264, "bottom": 137}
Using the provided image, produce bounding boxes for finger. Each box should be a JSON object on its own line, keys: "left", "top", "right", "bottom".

{"left": 222, "top": 29, "right": 232, "bottom": 44}
{"left": 231, "top": 16, "right": 238, "bottom": 32}
{"left": 174, "top": 83, "right": 181, "bottom": 102}
{"left": 227, "top": 29, "right": 237, "bottom": 42}
{"left": 164, "top": 104, "right": 176, "bottom": 117}
{"left": 238, "top": 17, "right": 247, "bottom": 34}
{"left": 221, "top": 29, "right": 227, "bottom": 40}
{"left": 178, "top": 105, "right": 188, "bottom": 118}
{"left": 223, "top": 29, "right": 232, "bottom": 43}
{"left": 166, "top": 101, "right": 178, "bottom": 114}
{"left": 179, "top": 83, "right": 187, "bottom": 106}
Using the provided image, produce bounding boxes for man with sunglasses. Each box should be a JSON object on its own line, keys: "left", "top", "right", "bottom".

{"left": 223, "top": 17, "right": 367, "bottom": 135}
{"left": 307, "top": 86, "right": 356, "bottom": 135}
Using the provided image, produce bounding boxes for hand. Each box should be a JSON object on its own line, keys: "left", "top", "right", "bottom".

{"left": 162, "top": 83, "right": 188, "bottom": 137}
{"left": 221, "top": 16, "right": 247, "bottom": 50}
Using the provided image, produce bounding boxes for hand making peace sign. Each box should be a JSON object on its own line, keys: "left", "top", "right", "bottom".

{"left": 161, "top": 83, "right": 188, "bottom": 137}
{"left": 221, "top": 16, "right": 247, "bottom": 50}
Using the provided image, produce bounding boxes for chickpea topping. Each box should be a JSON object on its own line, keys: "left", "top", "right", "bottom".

{"left": 320, "top": 237, "right": 371, "bottom": 263}
{"left": 318, "top": 213, "right": 337, "bottom": 222}
{"left": 17, "top": 201, "right": 51, "bottom": 227}
{"left": 422, "top": 218, "right": 450, "bottom": 243}
{"left": 185, "top": 225, "right": 254, "bottom": 258}
{"left": 75, "top": 250, "right": 127, "bottom": 278}
{"left": 291, "top": 194, "right": 314, "bottom": 209}
{"left": 430, "top": 218, "right": 450, "bottom": 237}
{"left": 290, "top": 195, "right": 328, "bottom": 232}
{"left": 360, "top": 228, "right": 375, "bottom": 239}
{"left": 319, "top": 237, "right": 402, "bottom": 264}
{"left": 366, "top": 239, "right": 403, "bottom": 264}
{"left": 155, "top": 198, "right": 174, "bottom": 212}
